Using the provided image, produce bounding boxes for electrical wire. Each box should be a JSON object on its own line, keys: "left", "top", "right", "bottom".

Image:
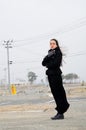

{"left": 10, "top": 51, "right": 86, "bottom": 65}
{"left": 13, "top": 17, "right": 86, "bottom": 47}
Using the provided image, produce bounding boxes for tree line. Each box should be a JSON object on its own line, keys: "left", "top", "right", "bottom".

{"left": 27, "top": 71, "right": 80, "bottom": 84}
{"left": 62, "top": 73, "right": 79, "bottom": 83}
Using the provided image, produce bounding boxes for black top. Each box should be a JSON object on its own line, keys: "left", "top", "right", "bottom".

{"left": 42, "top": 47, "right": 62, "bottom": 75}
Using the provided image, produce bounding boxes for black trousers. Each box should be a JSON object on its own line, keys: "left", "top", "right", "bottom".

{"left": 48, "top": 74, "right": 70, "bottom": 114}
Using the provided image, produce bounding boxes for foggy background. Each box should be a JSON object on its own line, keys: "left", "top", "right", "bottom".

{"left": 0, "top": 0, "right": 86, "bottom": 84}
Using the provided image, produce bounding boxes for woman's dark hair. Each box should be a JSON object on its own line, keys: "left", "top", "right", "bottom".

{"left": 50, "top": 38, "right": 62, "bottom": 55}
{"left": 50, "top": 38, "right": 63, "bottom": 66}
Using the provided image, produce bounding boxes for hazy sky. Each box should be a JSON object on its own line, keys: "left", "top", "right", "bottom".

{"left": 0, "top": 0, "right": 86, "bottom": 83}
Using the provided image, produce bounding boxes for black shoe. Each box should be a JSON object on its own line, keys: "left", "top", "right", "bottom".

{"left": 51, "top": 113, "right": 64, "bottom": 120}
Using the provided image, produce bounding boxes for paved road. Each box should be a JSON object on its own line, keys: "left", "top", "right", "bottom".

{"left": 0, "top": 86, "right": 86, "bottom": 130}
{"left": 0, "top": 94, "right": 52, "bottom": 106}
{"left": 0, "top": 98, "right": 86, "bottom": 130}
{"left": 0, "top": 94, "right": 86, "bottom": 107}
{"left": 0, "top": 85, "right": 86, "bottom": 107}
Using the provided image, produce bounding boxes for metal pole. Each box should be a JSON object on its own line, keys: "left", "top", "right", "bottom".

{"left": 3, "top": 68, "right": 7, "bottom": 87}
{"left": 3, "top": 40, "right": 13, "bottom": 90}
{"left": 7, "top": 41, "right": 11, "bottom": 88}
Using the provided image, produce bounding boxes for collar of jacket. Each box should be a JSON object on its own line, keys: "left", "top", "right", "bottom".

{"left": 49, "top": 47, "right": 59, "bottom": 52}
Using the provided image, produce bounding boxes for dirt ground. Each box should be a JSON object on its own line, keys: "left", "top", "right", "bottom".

{"left": 0, "top": 85, "right": 86, "bottom": 130}
{"left": 0, "top": 99, "right": 86, "bottom": 130}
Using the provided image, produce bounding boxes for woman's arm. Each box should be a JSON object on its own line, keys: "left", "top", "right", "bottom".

{"left": 42, "top": 55, "right": 49, "bottom": 66}
{"left": 42, "top": 50, "right": 55, "bottom": 66}
{"left": 46, "top": 52, "right": 62, "bottom": 69}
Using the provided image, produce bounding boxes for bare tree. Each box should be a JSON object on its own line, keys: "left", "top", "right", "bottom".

{"left": 27, "top": 71, "right": 37, "bottom": 84}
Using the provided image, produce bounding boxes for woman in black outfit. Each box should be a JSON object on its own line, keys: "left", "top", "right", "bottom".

{"left": 42, "top": 39, "right": 70, "bottom": 120}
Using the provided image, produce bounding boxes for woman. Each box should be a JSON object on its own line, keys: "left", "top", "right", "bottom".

{"left": 42, "top": 39, "right": 70, "bottom": 120}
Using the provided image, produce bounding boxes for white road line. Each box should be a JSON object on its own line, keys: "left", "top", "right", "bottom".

{"left": 45, "top": 100, "right": 54, "bottom": 104}
{"left": 0, "top": 110, "right": 43, "bottom": 113}
{"left": 0, "top": 102, "right": 11, "bottom": 105}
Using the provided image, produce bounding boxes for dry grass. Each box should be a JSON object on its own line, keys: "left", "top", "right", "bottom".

{"left": 0, "top": 103, "right": 53, "bottom": 112}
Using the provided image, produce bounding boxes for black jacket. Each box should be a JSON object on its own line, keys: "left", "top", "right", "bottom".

{"left": 42, "top": 47, "right": 62, "bottom": 75}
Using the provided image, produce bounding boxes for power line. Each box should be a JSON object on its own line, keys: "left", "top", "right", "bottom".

{"left": 13, "top": 17, "right": 86, "bottom": 47}
{"left": 0, "top": 16, "right": 86, "bottom": 47}
{"left": 15, "top": 17, "right": 86, "bottom": 43}
{"left": 68, "top": 52, "right": 86, "bottom": 57}
{"left": 0, "top": 51, "right": 86, "bottom": 69}
{"left": 0, "top": 17, "right": 86, "bottom": 49}
{"left": 13, "top": 46, "right": 44, "bottom": 56}
{"left": 10, "top": 51, "right": 86, "bottom": 65}
{"left": 0, "top": 18, "right": 86, "bottom": 69}
{"left": 13, "top": 60, "right": 41, "bottom": 64}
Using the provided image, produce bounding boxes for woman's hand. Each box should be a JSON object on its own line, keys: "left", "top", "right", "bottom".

{"left": 48, "top": 50, "right": 55, "bottom": 57}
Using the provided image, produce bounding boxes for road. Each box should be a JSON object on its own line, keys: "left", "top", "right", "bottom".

{"left": 0, "top": 93, "right": 86, "bottom": 107}
{"left": 0, "top": 85, "right": 86, "bottom": 130}
{"left": 0, "top": 98, "right": 86, "bottom": 130}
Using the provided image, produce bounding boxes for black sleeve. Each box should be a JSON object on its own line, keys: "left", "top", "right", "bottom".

{"left": 42, "top": 55, "right": 49, "bottom": 66}
{"left": 46, "top": 52, "right": 62, "bottom": 69}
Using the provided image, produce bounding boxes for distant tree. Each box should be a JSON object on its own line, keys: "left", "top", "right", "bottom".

{"left": 41, "top": 79, "right": 44, "bottom": 85}
{"left": 62, "top": 74, "right": 66, "bottom": 83}
{"left": 81, "top": 80, "right": 85, "bottom": 86}
{"left": 45, "top": 76, "right": 49, "bottom": 87}
{"left": 62, "top": 74, "right": 65, "bottom": 80}
{"left": 27, "top": 71, "right": 37, "bottom": 84}
{"left": 73, "top": 74, "right": 79, "bottom": 79}
{"left": 64, "top": 73, "right": 79, "bottom": 83}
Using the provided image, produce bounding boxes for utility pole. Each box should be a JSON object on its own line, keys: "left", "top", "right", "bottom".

{"left": 3, "top": 68, "right": 7, "bottom": 87}
{"left": 3, "top": 40, "right": 13, "bottom": 89}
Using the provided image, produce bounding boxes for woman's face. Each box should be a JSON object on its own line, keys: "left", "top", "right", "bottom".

{"left": 50, "top": 40, "right": 58, "bottom": 49}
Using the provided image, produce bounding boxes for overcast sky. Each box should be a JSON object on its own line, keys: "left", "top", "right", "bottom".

{"left": 0, "top": 0, "right": 86, "bottom": 84}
